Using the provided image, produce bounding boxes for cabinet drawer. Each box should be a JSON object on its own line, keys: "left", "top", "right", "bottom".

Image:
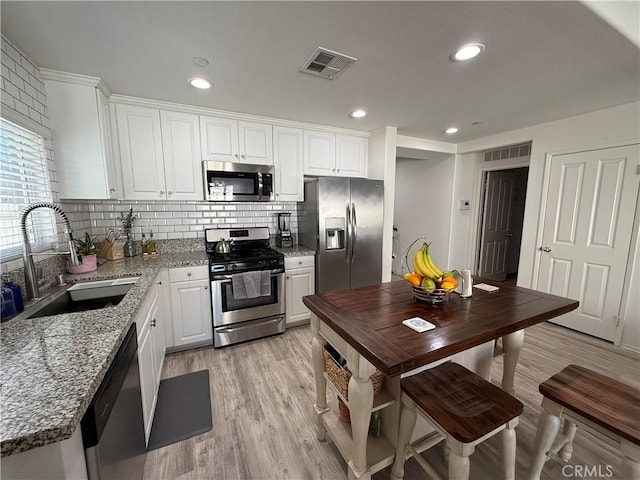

{"left": 169, "top": 265, "right": 208, "bottom": 283}
{"left": 285, "top": 255, "right": 315, "bottom": 270}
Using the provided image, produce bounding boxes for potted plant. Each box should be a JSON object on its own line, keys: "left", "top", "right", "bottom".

{"left": 68, "top": 232, "right": 99, "bottom": 274}
{"left": 119, "top": 208, "right": 138, "bottom": 257}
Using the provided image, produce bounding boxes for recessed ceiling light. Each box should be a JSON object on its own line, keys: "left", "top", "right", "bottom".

{"left": 349, "top": 109, "right": 367, "bottom": 118}
{"left": 188, "top": 77, "right": 212, "bottom": 89}
{"left": 444, "top": 127, "right": 459, "bottom": 134}
{"left": 451, "top": 43, "right": 485, "bottom": 62}
{"left": 193, "top": 57, "right": 210, "bottom": 67}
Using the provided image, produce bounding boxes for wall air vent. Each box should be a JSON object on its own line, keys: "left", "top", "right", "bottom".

{"left": 299, "top": 47, "right": 358, "bottom": 80}
{"left": 483, "top": 142, "right": 532, "bottom": 162}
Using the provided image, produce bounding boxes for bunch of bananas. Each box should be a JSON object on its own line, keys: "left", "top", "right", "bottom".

{"left": 413, "top": 242, "right": 443, "bottom": 282}
{"left": 404, "top": 242, "right": 458, "bottom": 294}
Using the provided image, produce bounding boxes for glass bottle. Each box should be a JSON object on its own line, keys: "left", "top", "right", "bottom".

{"left": 148, "top": 231, "right": 157, "bottom": 255}
{"left": 141, "top": 232, "right": 148, "bottom": 256}
{"left": 123, "top": 230, "right": 135, "bottom": 257}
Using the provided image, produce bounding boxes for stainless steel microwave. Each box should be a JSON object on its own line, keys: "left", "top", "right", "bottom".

{"left": 202, "top": 161, "right": 274, "bottom": 202}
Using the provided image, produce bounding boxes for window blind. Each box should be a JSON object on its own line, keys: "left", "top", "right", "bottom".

{"left": 0, "top": 117, "right": 56, "bottom": 260}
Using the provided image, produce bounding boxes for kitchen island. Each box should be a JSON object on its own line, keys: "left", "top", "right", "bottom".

{"left": 303, "top": 279, "right": 579, "bottom": 480}
{"left": 0, "top": 252, "right": 208, "bottom": 460}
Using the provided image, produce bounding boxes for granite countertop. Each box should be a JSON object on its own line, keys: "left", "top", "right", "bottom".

{"left": 0, "top": 252, "right": 208, "bottom": 457}
{"left": 271, "top": 245, "right": 316, "bottom": 257}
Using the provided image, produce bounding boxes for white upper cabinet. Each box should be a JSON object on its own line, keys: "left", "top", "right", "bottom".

{"left": 303, "top": 130, "right": 367, "bottom": 178}
{"left": 43, "top": 71, "right": 121, "bottom": 199}
{"left": 115, "top": 103, "right": 202, "bottom": 200}
{"left": 159, "top": 110, "right": 203, "bottom": 201}
{"left": 336, "top": 134, "right": 367, "bottom": 177}
{"left": 116, "top": 104, "right": 166, "bottom": 200}
{"left": 200, "top": 115, "right": 273, "bottom": 165}
{"left": 273, "top": 126, "right": 304, "bottom": 201}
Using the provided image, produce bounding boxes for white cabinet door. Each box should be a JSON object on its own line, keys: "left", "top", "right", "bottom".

{"left": 116, "top": 104, "right": 166, "bottom": 200}
{"left": 170, "top": 278, "right": 213, "bottom": 347}
{"left": 160, "top": 110, "right": 203, "bottom": 201}
{"left": 238, "top": 121, "right": 273, "bottom": 165}
{"left": 303, "top": 130, "right": 336, "bottom": 176}
{"left": 273, "top": 126, "right": 303, "bottom": 201}
{"left": 200, "top": 115, "right": 239, "bottom": 161}
{"left": 44, "top": 78, "right": 119, "bottom": 199}
{"left": 336, "top": 134, "right": 367, "bottom": 178}
{"left": 137, "top": 321, "right": 155, "bottom": 443}
{"left": 285, "top": 256, "right": 315, "bottom": 325}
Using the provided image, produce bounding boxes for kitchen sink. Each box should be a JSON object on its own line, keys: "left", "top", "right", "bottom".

{"left": 13, "top": 277, "right": 139, "bottom": 321}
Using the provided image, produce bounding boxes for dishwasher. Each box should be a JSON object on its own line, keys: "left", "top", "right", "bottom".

{"left": 81, "top": 323, "right": 146, "bottom": 479}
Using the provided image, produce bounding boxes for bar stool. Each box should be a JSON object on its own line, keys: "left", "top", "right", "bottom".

{"left": 528, "top": 364, "right": 640, "bottom": 480}
{"left": 390, "top": 362, "right": 523, "bottom": 480}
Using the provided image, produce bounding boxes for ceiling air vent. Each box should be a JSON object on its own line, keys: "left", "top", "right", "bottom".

{"left": 483, "top": 142, "right": 531, "bottom": 162}
{"left": 300, "top": 47, "right": 358, "bottom": 80}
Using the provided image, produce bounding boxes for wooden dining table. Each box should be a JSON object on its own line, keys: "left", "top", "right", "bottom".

{"left": 303, "top": 278, "right": 579, "bottom": 480}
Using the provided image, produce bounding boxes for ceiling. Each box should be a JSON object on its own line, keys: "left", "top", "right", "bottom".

{"left": 2, "top": 1, "right": 639, "bottom": 143}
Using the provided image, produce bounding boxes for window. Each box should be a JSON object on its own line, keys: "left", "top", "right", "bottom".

{"left": 0, "top": 117, "right": 56, "bottom": 260}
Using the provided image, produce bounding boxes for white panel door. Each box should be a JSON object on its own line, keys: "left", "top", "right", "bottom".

{"left": 303, "top": 130, "right": 336, "bottom": 175}
{"left": 160, "top": 110, "right": 203, "bottom": 201}
{"left": 273, "top": 126, "right": 303, "bottom": 201}
{"left": 116, "top": 104, "right": 165, "bottom": 200}
{"left": 285, "top": 266, "right": 315, "bottom": 325}
{"left": 170, "top": 279, "right": 213, "bottom": 347}
{"left": 336, "top": 134, "right": 367, "bottom": 178}
{"left": 200, "top": 115, "right": 239, "bottom": 161}
{"left": 537, "top": 144, "right": 640, "bottom": 340}
{"left": 479, "top": 170, "right": 515, "bottom": 281}
{"left": 239, "top": 121, "right": 273, "bottom": 165}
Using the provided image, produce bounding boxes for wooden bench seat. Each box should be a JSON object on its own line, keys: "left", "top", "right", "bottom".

{"left": 529, "top": 364, "right": 640, "bottom": 480}
{"left": 391, "top": 362, "right": 523, "bottom": 480}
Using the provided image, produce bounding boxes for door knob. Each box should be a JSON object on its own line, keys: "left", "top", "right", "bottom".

{"left": 539, "top": 246, "right": 552, "bottom": 253}
{"left": 204, "top": 285, "right": 208, "bottom": 290}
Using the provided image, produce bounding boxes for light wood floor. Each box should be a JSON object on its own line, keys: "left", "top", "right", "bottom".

{"left": 143, "top": 322, "right": 639, "bottom": 480}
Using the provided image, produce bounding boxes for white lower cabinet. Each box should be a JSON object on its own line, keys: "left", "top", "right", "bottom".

{"left": 169, "top": 266, "right": 213, "bottom": 348}
{"left": 285, "top": 256, "right": 315, "bottom": 326}
{"left": 136, "top": 277, "right": 166, "bottom": 445}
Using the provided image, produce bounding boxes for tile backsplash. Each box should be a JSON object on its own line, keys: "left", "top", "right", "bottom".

{"left": 60, "top": 200, "right": 299, "bottom": 242}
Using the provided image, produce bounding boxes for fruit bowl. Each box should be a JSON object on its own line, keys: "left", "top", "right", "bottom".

{"left": 401, "top": 237, "right": 457, "bottom": 304}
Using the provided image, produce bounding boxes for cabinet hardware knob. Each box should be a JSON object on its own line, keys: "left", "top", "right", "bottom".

{"left": 332, "top": 168, "right": 336, "bottom": 172}
{"left": 110, "top": 188, "right": 116, "bottom": 193}
{"left": 276, "top": 193, "right": 280, "bottom": 196}
{"left": 241, "top": 154, "right": 245, "bottom": 159}
{"left": 157, "top": 281, "right": 162, "bottom": 285}
{"left": 204, "top": 285, "right": 208, "bottom": 290}
{"left": 151, "top": 319, "right": 156, "bottom": 327}
{"left": 168, "top": 191, "right": 173, "bottom": 195}
{"left": 160, "top": 191, "right": 165, "bottom": 195}
{"left": 234, "top": 154, "right": 239, "bottom": 158}
{"left": 187, "top": 272, "right": 192, "bottom": 277}
{"left": 539, "top": 246, "right": 552, "bottom": 253}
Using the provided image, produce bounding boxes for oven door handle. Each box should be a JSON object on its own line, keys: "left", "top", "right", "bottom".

{"left": 217, "top": 316, "right": 283, "bottom": 333}
{"left": 212, "top": 269, "right": 284, "bottom": 281}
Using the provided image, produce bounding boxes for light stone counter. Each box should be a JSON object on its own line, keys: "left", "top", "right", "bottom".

{"left": 271, "top": 245, "right": 316, "bottom": 257}
{"left": 0, "top": 252, "right": 208, "bottom": 457}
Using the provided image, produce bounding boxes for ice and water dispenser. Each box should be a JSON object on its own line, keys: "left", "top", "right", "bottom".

{"left": 325, "top": 217, "right": 345, "bottom": 250}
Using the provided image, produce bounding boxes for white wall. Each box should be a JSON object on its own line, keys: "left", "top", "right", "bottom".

{"left": 450, "top": 101, "right": 640, "bottom": 348}
{"left": 394, "top": 155, "right": 455, "bottom": 274}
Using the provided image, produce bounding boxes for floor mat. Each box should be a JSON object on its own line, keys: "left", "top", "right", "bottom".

{"left": 147, "top": 369, "right": 212, "bottom": 451}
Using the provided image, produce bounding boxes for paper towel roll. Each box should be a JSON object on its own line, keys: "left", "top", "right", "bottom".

{"left": 454, "top": 269, "right": 473, "bottom": 298}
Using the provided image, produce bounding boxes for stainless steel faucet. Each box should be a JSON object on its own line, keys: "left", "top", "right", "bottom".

{"left": 20, "top": 202, "right": 81, "bottom": 299}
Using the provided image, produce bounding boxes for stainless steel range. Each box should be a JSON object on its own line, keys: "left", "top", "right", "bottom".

{"left": 205, "top": 227, "right": 285, "bottom": 347}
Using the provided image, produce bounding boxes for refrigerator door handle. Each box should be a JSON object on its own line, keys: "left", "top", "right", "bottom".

{"left": 351, "top": 202, "right": 357, "bottom": 264}
{"left": 345, "top": 201, "right": 352, "bottom": 264}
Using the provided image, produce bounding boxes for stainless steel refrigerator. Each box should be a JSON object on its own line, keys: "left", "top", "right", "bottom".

{"left": 299, "top": 177, "right": 384, "bottom": 293}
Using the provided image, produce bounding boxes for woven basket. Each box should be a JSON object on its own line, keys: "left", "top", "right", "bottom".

{"left": 323, "top": 347, "right": 384, "bottom": 400}
{"left": 401, "top": 237, "right": 452, "bottom": 304}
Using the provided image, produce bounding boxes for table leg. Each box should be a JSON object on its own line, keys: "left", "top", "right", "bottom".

{"left": 348, "top": 372, "right": 374, "bottom": 480}
{"left": 502, "top": 330, "right": 524, "bottom": 396}
{"left": 528, "top": 409, "right": 561, "bottom": 480}
{"left": 311, "top": 315, "right": 328, "bottom": 441}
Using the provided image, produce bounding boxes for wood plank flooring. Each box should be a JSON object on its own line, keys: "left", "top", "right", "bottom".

{"left": 143, "top": 322, "right": 639, "bottom": 480}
